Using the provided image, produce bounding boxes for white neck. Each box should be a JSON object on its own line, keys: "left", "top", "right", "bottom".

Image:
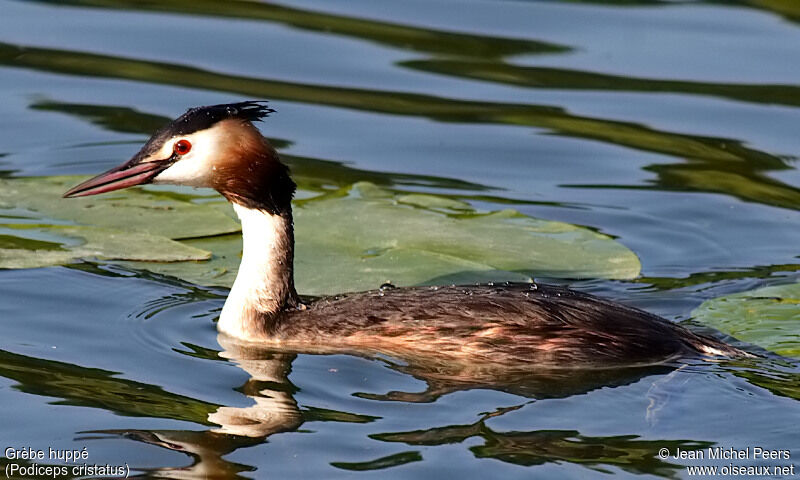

{"left": 218, "top": 203, "right": 298, "bottom": 340}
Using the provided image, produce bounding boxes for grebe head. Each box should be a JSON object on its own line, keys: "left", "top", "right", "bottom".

{"left": 65, "top": 101, "right": 301, "bottom": 340}
{"left": 63, "top": 100, "right": 295, "bottom": 215}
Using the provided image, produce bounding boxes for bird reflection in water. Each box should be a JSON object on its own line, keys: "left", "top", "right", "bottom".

{"left": 80, "top": 334, "right": 713, "bottom": 479}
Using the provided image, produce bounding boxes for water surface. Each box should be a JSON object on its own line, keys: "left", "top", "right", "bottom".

{"left": 1, "top": 0, "right": 799, "bottom": 478}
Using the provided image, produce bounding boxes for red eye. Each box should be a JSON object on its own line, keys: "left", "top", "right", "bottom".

{"left": 174, "top": 139, "right": 192, "bottom": 155}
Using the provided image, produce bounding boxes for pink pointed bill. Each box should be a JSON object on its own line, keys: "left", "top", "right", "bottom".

{"left": 63, "top": 161, "right": 169, "bottom": 198}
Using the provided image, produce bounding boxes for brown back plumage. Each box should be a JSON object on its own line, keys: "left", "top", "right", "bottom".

{"left": 273, "top": 283, "right": 744, "bottom": 368}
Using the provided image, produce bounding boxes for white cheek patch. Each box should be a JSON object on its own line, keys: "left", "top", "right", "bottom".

{"left": 152, "top": 126, "right": 228, "bottom": 187}
{"left": 153, "top": 152, "right": 213, "bottom": 187}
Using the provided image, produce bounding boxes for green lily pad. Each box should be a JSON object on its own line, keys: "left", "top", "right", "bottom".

{"left": 290, "top": 183, "right": 640, "bottom": 294}
{"left": 0, "top": 225, "right": 210, "bottom": 269}
{"left": 692, "top": 283, "right": 800, "bottom": 358}
{"left": 0, "top": 176, "right": 240, "bottom": 239}
{"left": 1, "top": 177, "right": 640, "bottom": 294}
{"left": 121, "top": 233, "right": 242, "bottom": 287}
{"left": 125, "top": 182, "right": 640, "bottom": 294}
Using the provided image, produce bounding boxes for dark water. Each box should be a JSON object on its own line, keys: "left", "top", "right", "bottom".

{"left": 1, "top": 0, "right": 799, "bottom": 478}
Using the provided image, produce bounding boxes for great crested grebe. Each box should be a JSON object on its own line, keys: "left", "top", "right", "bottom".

{"left": 64, "top": 101, "right": 745, "bottom": 366}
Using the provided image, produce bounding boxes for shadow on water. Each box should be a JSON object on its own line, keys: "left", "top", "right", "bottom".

{"left": 720, "top": 0, "right": 800, "bottom": 24}
{"left": 4, "top": 1, "right": 799, "bottom": 211}
{"left": 19, "top": 0, "right": 800, "bottom": 54}
{"left": 1, "top": 261, "right": 798, "bottom": 477}
{"left": 402, "top": 58, "right": 800, "bottom": 109}
{"left": 0, "top": 153, "right": 12, "bottom": 179}
{"left": 28, "top": 95, "right": 800, "bottom": 213}
{"left": 0, "top": 42, "right": 780, "bottom": 162}
{"left": 29, "top": 100, "right": 492, "bottom": 194}
{"left": 370, "top": 425, "right": 710, "bottom": 477}
{"left": 70, "top": 336, "right": 693, "bottom": 478}
{"left": 22, "top": 0, "right": 794, "bottom": 212}
{"left": 0, "top": 42, "right": 772, "bottom": 157}
{"left": 4, "top": 346, "right": 799, "bottom": 477}
{"left": 30, "top": 101, "right": 175, "bottom": 136}
{"left": 548, "top": 0, "right": 800, "bottom": 26}
{"left": 635, "top": 263, "right": 800, "bottom": 292}
{"left": 3, "top": 296, "right": 797, "bottom": 477}
{"left": 28, "top": 98, "right": 614, "bottom": 213}
{"left": 19, "top": 0, "right": 569, "bottom": 58}
{"left": 0, "top": 349, "right": 218, "bottom": 425}
{"left": 31, "top": 99, "right": 588, "bottom": 212}
{"left": 0, "top": 330, "right": 705, "bottom": 478}
{"left": 394, "top": 57, "right": 800, "bottom": 211}
{"left": 18, "top": 0, "right": 800, "bottom": 112}
{"left": 10, "top": 58, "right": 796, "bottom": 210}
{"left": 74, "top": 341, "right": 800, "bottom": 477}
{"left": 563, "top": 157, "right": 800, "bottom": 212}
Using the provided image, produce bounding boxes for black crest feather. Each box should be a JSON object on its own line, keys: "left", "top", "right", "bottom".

{"left": 132, "top": 101, "right": 276, "bottom": 162}
{"left": 171, "top": 100, "right": 275, "bottom": 136}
